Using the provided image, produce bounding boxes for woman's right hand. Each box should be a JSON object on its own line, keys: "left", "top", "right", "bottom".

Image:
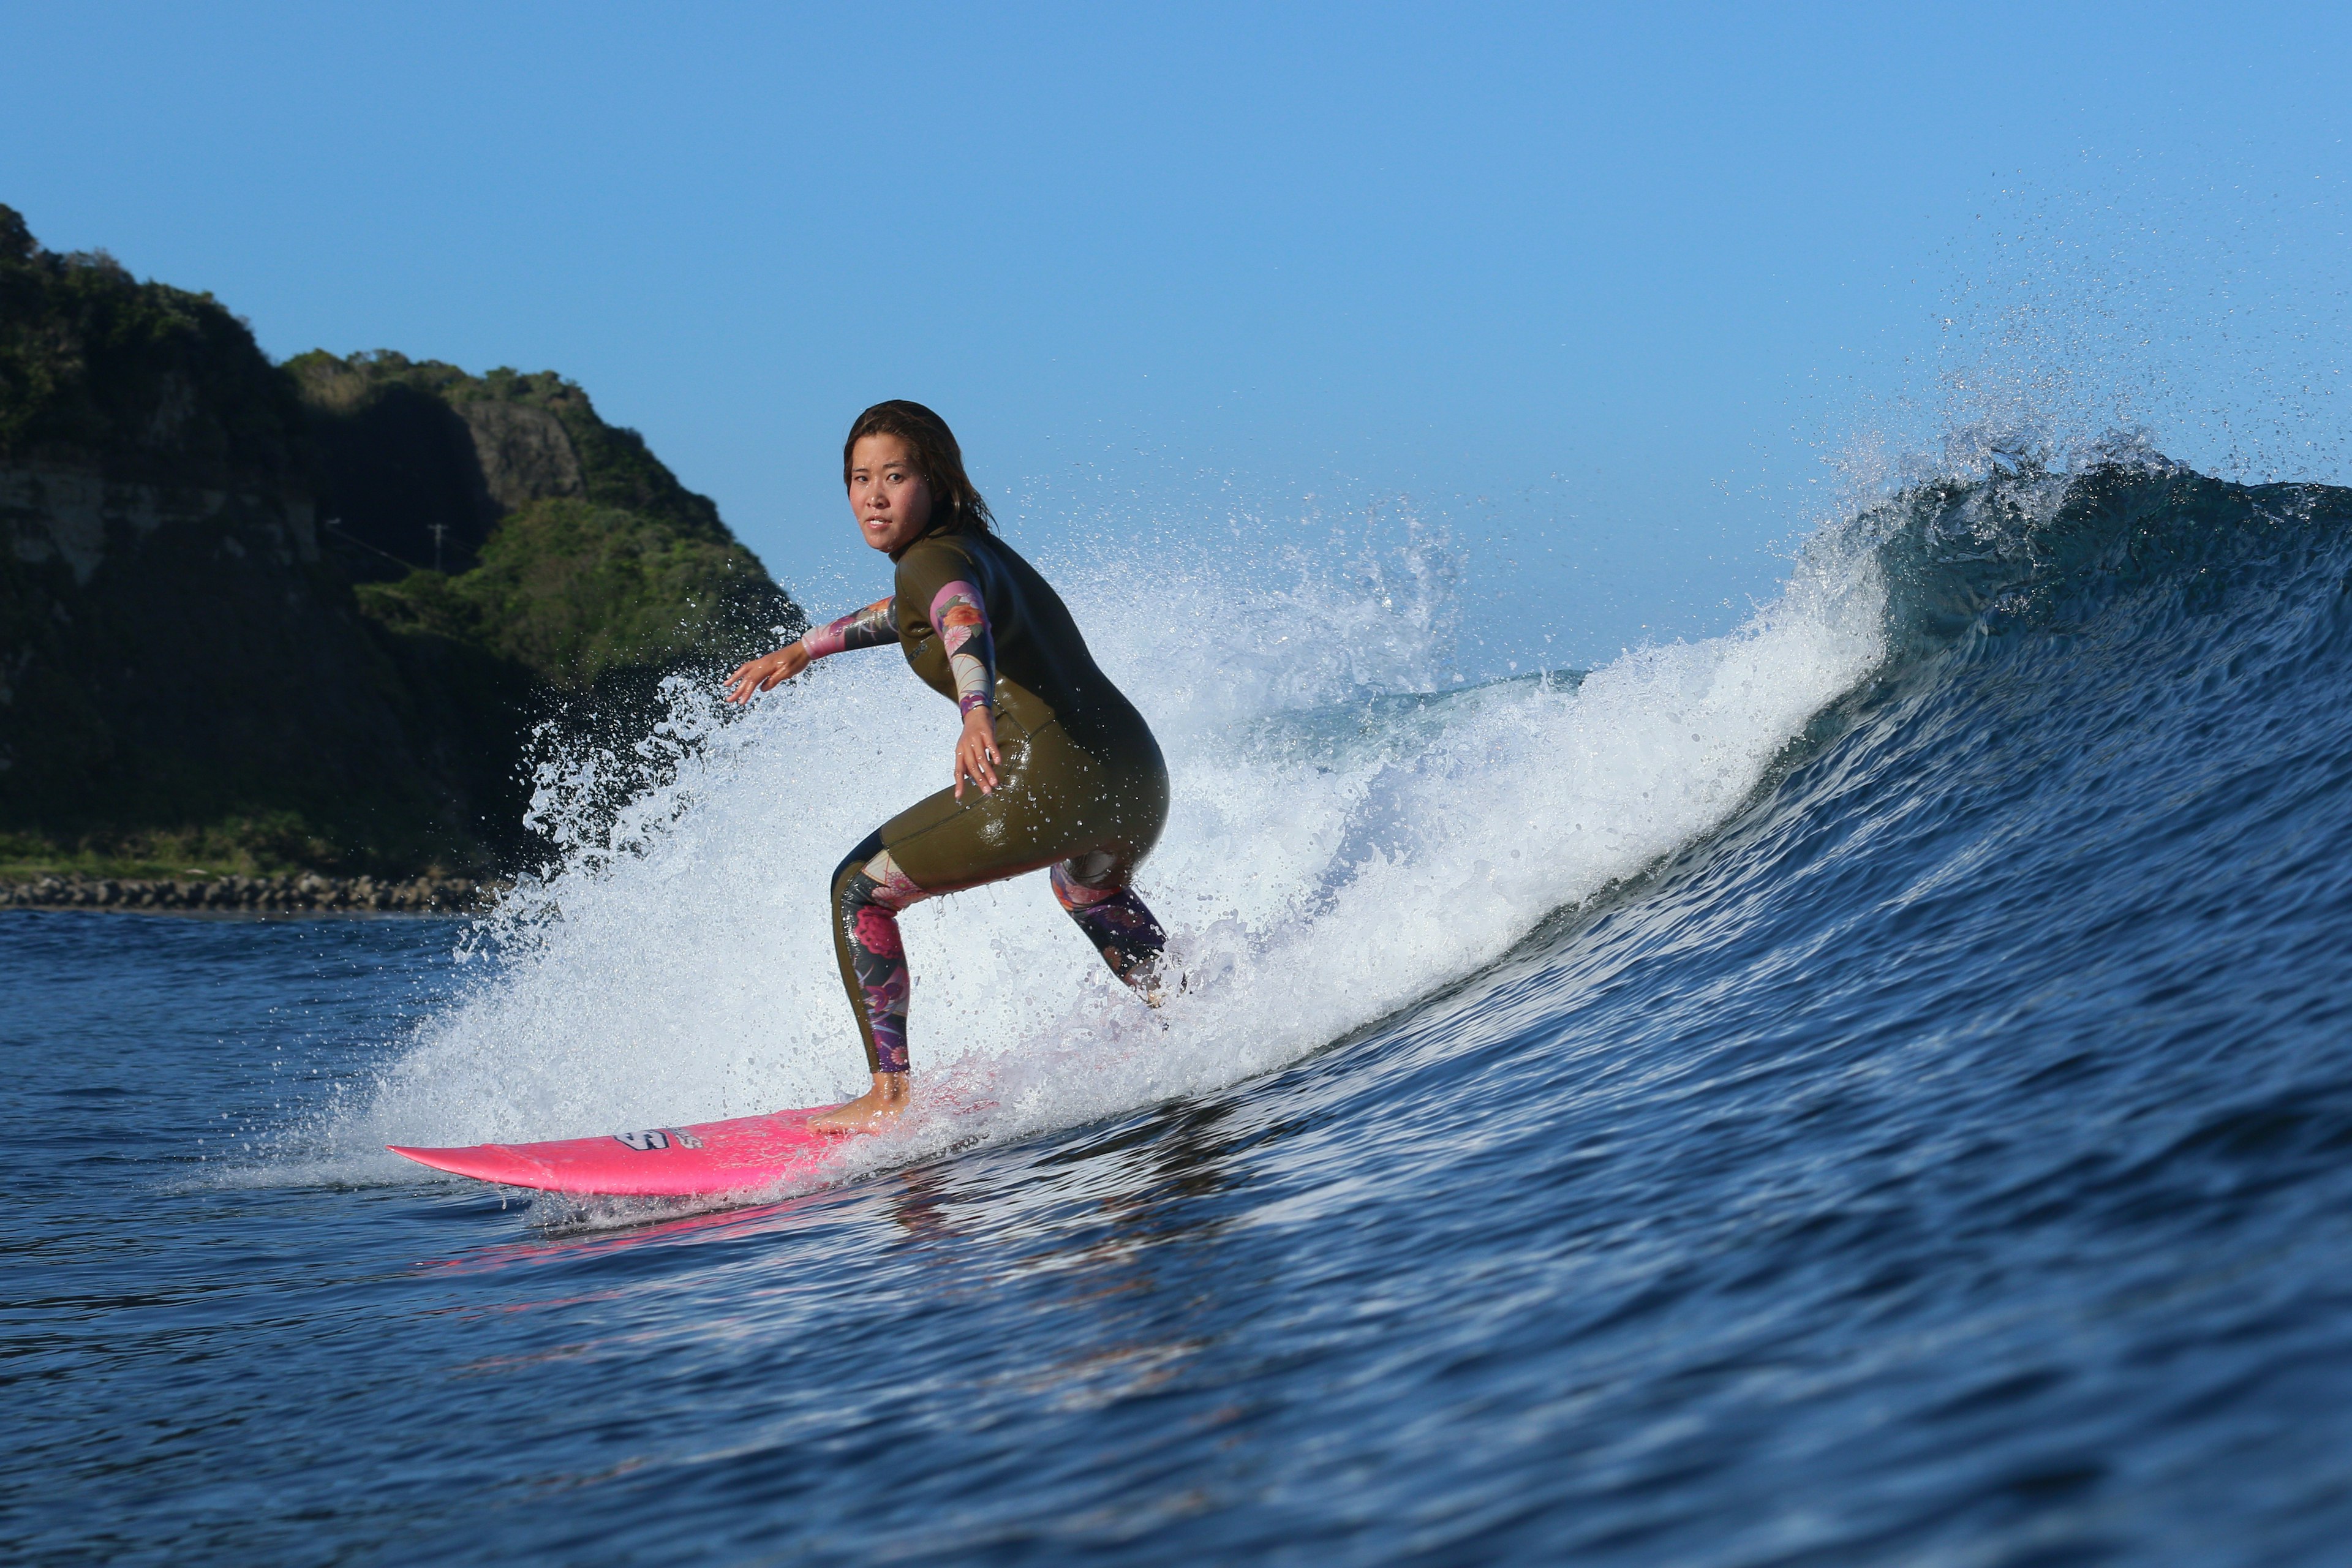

{"left": 724, "top": 642, "right": 811, "bottom": 704}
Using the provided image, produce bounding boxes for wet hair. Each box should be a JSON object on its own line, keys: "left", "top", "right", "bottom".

{"left": 842, "top": 401, "right": 995, "bottom": 537}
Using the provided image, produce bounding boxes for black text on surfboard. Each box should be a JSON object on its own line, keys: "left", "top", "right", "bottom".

{"left": 611, "top": 1128, "right": 706, "bottom": 1152}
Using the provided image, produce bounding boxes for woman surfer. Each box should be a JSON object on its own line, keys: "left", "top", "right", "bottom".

{"left": 724, "top": 402, "right": 1172, "bottom": 1131}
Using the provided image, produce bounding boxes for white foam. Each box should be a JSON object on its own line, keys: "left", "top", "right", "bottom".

{"left": 301, "top": 516, "right": 1885, "bottom": 1189}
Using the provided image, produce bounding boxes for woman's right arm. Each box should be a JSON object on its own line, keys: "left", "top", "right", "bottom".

{"left": 723, "top": 597, "right": 897, "bottom": 704}
{"left": 802, "top": 597, "right": 899, "bottom": 660}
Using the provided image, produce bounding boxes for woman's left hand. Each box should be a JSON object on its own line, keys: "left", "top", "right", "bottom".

{"left": 954, "top": 709, "right": 1000, "bottom": 799}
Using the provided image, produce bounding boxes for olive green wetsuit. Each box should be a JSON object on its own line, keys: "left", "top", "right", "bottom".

{"left": 802, "top": 528, "right": 1171, "bottom": 1073}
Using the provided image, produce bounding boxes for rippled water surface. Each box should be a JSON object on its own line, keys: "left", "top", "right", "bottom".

{"left": 11, "top": 461, "right": 2352, "bottom": 1564}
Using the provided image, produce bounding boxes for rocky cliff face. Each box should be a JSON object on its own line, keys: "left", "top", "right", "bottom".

{"left": 0, "top": 205, "right": 802, "bottom": 878}
{"left": 1, "top": 450, "right": 530, "bottom": 877}
{"left": 2, "top": 464, "right": 316, "bottom": 590}
{"left": 289, "top": 352, "right": 799, "bottom": 695}
{"left": 286, "top": 352, "right": 745, "bottom": 576}
{"left": 461, "top": 398, "right": 586, "bottom": 511}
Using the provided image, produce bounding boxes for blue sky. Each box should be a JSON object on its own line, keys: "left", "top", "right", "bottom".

{"left": 5, "top": 2, "right": 2347, "bottom": 669}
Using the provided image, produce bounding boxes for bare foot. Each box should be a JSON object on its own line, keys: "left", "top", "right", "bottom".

{"left": 1125, "top": 956, "right": 1187, "bottom": 1011}
{"left": 809, "top": 1071, "right": 911, "bottom": 1133}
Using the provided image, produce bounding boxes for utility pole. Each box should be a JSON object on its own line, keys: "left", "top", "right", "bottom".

{"left": 428, "top": 522, "right": 448, "bottom": 574}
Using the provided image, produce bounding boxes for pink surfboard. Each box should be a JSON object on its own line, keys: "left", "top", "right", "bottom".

{"left": 388, "top": 1104, "right": 858, "bottom": 1197}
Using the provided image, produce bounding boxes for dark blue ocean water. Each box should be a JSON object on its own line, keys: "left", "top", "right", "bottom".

{"left": 9, "top": 461, "right": 2352, "bottom": 1564}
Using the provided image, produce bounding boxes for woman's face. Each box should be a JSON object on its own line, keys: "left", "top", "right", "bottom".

{"left": 848, "top": 433, "right": 933, "bottom": 554}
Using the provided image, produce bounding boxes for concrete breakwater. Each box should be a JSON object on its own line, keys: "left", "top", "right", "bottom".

{"left": 1, "top": 873, "right": 500, "bottom": 913}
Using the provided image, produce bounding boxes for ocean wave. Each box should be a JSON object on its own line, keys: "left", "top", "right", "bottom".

{"left": 285, "top": 500, "right": 1880, "bottom": 1188}
{"left": 284, "top": 447, "right": 2352, "bottom": 1224}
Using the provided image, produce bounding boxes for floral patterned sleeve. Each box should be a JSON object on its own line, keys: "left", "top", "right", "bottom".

{"left": 802, "top": 598, "right": 899, "bottom": 660}
{"left": 928, "top": 579, "right": 996, "bottom": 717}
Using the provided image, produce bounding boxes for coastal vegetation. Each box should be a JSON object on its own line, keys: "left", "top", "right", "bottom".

{"left": 0, "top": 204, "right": 802, "bottom": 883}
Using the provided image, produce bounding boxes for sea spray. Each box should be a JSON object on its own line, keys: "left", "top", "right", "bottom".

{"left": 325, "top": 519, "right": 1887, "bottom": 1187}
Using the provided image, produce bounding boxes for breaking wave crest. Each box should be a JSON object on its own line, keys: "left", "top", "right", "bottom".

{"left": 304, "top": 509, "right": 1888, "bottom": 1191}
{"left": 292, "top": 437, "right": 2352, "bottom": 1226}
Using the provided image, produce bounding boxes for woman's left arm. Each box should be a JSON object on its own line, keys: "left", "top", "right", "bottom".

{"left": 931, "top": 578, "right": 1000, "bottom": 797}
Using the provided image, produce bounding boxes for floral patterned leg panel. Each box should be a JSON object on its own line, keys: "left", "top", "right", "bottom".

{"left": 829, "top": 832, "right": 929, "bottom": 1074}
{"left": 1050, "top": 861, "right": 1169, "bottom": 988}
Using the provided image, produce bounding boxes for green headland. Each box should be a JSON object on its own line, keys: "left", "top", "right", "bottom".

{"left": 0, "top": 203, "right": 803, "bottom": 884}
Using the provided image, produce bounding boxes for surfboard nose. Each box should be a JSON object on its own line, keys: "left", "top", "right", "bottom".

{"left": 386, "top": 1143, "right": 555, "bottom": 1187}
